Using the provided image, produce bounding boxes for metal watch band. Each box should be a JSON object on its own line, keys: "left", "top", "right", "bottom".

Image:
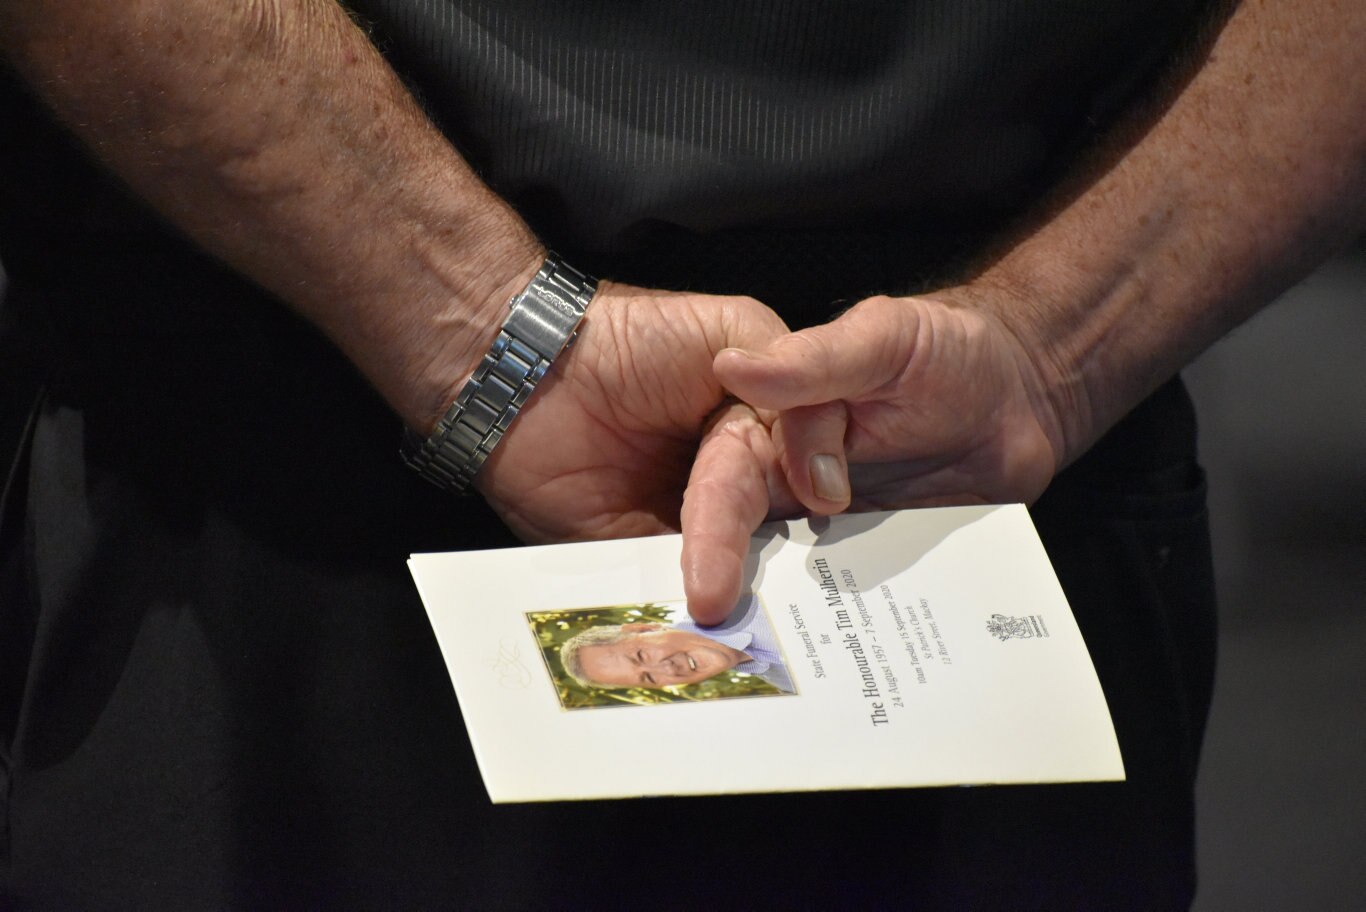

{"left": 401, "top": 253, "right": 597, "bottom": 493}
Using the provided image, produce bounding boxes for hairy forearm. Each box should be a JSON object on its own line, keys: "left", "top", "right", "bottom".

{"left": 966, "top": 0, "right": 1366, "bottom": 465}
{"left": 1, "top": 0, "right": 540, "bottom": 429}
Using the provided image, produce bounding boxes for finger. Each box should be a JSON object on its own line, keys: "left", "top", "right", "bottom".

{"left": 680, "top": 403, "right": 782, "bottom": 625}
{"left": 714, "top": 296, "right": 918, "bottom": 410}
{"left": 772, "top": 400, "right": 852, "bottom": 515}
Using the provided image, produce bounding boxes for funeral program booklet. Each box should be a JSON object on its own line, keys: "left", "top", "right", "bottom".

{"left": 408, "top": 504, "right": 1123, "bottom": 803}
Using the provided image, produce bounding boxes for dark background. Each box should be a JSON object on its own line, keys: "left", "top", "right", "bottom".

{"left": 1186, "top": 236, "right": 1366, "bottom": 910}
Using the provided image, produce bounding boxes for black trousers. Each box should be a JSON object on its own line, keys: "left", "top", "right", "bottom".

{"left": 0, "top": 273, "right": 1214, "bottom": 909}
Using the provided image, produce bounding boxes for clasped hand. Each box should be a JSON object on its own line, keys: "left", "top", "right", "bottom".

{"left": 476, "top": 285, "right": 1063, "bottom": 625}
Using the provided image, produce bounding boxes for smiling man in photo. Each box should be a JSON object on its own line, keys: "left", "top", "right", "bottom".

{"left": 560, "top": 596, "right": 794, "bottom": 693}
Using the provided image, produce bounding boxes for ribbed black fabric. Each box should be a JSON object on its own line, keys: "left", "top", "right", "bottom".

{"left": 354, "top": 0, "right": 1205, "bottom": 307}
{"left": 1, "top": 2, "right": 1212, "bottom": 325}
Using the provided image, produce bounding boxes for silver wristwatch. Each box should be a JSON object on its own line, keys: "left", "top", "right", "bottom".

{"left": 401, "top": 253, "right": 598, "bottom": 494}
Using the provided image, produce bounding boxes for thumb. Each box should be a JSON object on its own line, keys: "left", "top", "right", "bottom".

{"left": 714, "top": 296, "right": 920, "bottom": 410}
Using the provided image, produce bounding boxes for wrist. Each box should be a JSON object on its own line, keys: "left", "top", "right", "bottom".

{"left": 965, "top": 216, "right": 1206, "bottom": 469}
{"left": 403, "top": 239, "right": 545, "bottom": 434}
{"left": 930, "top": 272, "right": 1092, "bottom": 471}
{"left": 400, "top": 253, "right": 599, "bottom": 494}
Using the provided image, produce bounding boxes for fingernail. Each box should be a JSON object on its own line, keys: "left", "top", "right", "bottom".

{"left": 810, "top": 454, "right": 849, "bottom": 502}
{"left": 721, "top": 347, "right": 757, "bottom": 361}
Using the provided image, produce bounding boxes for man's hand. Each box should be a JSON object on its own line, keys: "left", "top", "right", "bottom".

{"left": 709, "top": 0, "right": 1366, "bottom": 541}
{"left": 712, "top": 293, "right": 1065, "bottom": 518}
{"left": 472, "top": 281, "right": 799, "bottom": 623}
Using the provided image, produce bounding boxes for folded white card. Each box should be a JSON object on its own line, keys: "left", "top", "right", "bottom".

{"left": 408, "top": 504, "right": 1123, "bottom": 803}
